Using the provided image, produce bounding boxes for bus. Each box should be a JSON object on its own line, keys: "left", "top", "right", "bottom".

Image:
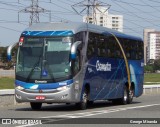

{"left": 8, "top": 22, "right": 144, "bottom": 110}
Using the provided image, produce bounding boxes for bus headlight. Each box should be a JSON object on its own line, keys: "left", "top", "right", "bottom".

{"left": 57, "top": 85, "right": 70, "bottom": 91}
{"left": 16, "top": 85, "right": 24, "bottom": 90}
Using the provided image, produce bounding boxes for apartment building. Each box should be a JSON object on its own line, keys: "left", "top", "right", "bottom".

{"left": 83, "top": 7, "right": 123, "bottom": 32}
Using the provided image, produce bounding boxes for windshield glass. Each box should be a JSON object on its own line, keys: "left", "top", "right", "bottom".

{"left": 16, "top": 37, "right": 72, "bottom": 82}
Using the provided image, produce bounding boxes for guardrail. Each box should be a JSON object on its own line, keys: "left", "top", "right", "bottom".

{"left": 0, "top": 85, "right": 160, "bottom": 95}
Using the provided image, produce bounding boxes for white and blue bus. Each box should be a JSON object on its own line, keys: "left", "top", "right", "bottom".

{"left": 8, "top": 22, "right": 144, "bottom": 110}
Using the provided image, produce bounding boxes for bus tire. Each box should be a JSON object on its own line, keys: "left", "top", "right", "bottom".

{"left": 119, "top": 85, "right": 128, "bottom": 105}
{"left": 127, "top": 88, "right": 134, "bottom": 104}
{"left": 30, "top": 102, "right": 42, "bottom": 110}
{"left": 76, "top": 89, "right": 88, "bottom": 110}
{"left": 88, "top": 101, "right": 94, "bottom": 106}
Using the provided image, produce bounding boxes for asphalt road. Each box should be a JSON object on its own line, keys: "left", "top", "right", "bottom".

{"left": 0, "top": 94, "right": 160, "bottom": 127}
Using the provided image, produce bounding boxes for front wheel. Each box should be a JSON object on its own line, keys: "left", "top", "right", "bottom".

{"left": 76, "top": 89, "right": 88, "bottom": 110}
{"left": 30, "top": 102, "right": 42, "bottom": 110}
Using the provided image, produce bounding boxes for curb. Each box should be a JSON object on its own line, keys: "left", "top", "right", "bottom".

{"left": 0, "top": 89, "right": 14, "bottom": 95}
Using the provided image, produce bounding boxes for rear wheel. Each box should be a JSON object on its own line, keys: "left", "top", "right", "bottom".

{"left": 127, "top": 87, "right": 134, "bottom": 104}
{"left": 88, "top": 101, "right": 94, "bottom": 106}
{"left": 112, "top": 86, "right": 128, "bottom": 105}
{"left": 119, "top": 85, "right": 128, "bottom": 105}
{"left": 30, "top": 102, "right": 42, "bottom": 110}
{"left": 76, "top": 89, "right": 88, "bottom": 110}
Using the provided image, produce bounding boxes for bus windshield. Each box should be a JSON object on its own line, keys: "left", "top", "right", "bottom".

{"left": 16, "top": 37, "right": 72, "bottom": 82}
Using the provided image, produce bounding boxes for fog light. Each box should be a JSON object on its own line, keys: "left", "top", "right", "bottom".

{"left": 16, "top": 94, "right": 22, "bottom": 99}
{"left": 61, "top": 94, "right": 68, "bottom": 99}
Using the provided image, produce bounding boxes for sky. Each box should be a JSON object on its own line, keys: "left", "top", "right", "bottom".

{"left": 0, "top": 0, "right": 160, "bottom": 46}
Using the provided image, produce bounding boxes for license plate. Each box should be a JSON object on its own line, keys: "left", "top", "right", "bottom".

{"left": 35, "top": 96, "right": 45, "bottom": 100}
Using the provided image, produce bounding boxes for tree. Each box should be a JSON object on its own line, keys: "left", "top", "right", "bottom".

{"left": 154, "top": 59, "right": 160, "bottom": 71}
{"left": 144, "top": 65, "right": 154, "bottom": 73}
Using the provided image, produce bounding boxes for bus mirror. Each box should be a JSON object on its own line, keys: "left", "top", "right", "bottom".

{"left": 7, "top": 42, "right": 18, "bottom": 61}
{"left": 71, "top": 41, "right": 82, "bottom": 60}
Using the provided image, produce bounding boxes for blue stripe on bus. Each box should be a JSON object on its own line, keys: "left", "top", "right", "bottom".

{"left": 21, "top": 31, "right": 73, "bottom": 36}
{"left": 15, "top": 79, "right": 73, "bottom": 89}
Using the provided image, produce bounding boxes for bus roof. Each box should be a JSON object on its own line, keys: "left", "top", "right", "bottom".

{"left": 24, "top": 22, "right": 142, "bottom": 41}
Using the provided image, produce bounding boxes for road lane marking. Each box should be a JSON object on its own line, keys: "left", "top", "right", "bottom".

{"left": 16, "top": 103, "right": 160, "bottom": 127}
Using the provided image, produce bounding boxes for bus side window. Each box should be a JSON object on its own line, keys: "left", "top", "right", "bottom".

{"left": 87, "top": 33, "right": 96, "bottom": 59}
{"left": 106, "top": 36, "right": 122, "bottom": 58}
{"left": 97, "top": 35, "right": 105, "bottom": 57}
{"left": 137, "top": 41, "right": 144, "bottom": 60}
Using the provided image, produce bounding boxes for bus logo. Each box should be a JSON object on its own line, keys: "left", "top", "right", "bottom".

{"left": 96, "top": 60, "right": 111, "bottom": 71}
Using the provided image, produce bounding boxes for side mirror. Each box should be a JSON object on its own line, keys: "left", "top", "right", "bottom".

{"left": 7, "top": 42, "right": 18, "bottom": 61}
{"left": 70, "top": 41, "right": 82, "bottom": 60}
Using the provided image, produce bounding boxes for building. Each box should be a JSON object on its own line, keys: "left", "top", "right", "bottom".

{"left": 83, "top": 7, "right": 123, "bottom": 32}
{"left": 143, "top": 29, "right": 155, "bottom": 65}
{"left": 146, "top": 31, "right": 160, "bottom": 63}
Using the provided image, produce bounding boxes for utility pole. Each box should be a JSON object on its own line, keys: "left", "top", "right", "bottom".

{"left": 72, "top": 0, "right": 110, "bottom": 25}
{"left": 18, "top": 0, "right": 51, "bottom": 26}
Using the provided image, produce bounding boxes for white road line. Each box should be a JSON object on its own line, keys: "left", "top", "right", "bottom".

{"left": 16, "top": 103, "right": 160, "bottom": 127}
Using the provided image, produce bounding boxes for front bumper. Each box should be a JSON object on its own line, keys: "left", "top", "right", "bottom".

{"left": 15, "top": 86, "right": 79, "bottom": 103}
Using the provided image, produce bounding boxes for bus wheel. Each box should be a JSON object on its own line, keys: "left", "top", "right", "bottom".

{"left": 127, "top": 88, "right": 134, "bottom": 104}
{"left": 88, "top": 101, "right": 94, "bottom": 106}
{"left": 119, "top": 86, "right": 128, "bottom": 105}
{"left": 30, "top": 102, "right": 42, "bottom": 110}
{"left": 76, "top": 89, "right": 88, "bottom": 110}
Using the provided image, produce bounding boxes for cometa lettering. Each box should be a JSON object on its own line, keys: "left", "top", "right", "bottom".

{"left": 35, "top": 80, "right": 47, "bottom": 84}
{"left": 96, "top": 60, "right": 111, "bottom": 71}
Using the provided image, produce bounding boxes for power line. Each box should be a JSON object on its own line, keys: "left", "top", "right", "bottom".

{"left": 148, "top": 0, "right": 160, "bottom": 4}
{"left": 0, "top": 25, "right": 21, "bottom": 32}
{"left": 140, "top": 0, "right": 160, "bottom": 12}
{"left": 0, "top": 1, "right": 25, "bottom": 8}
{"left": 111, "top": 0, "right": 160, "bottom": 7}
{"left": 111, "top": 0, "right": 160, "bottom": 27}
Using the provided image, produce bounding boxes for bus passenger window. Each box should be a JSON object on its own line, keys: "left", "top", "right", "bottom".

{"left": 87, "top": 33, "right": 96, "bottom": 59}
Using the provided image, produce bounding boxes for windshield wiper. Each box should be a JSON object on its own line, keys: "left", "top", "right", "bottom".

{"left": 26, "top": 55, "right": 42, "bottom": 82}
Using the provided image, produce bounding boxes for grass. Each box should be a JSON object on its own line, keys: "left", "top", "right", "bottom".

{"left": 0, "top": 77, "right": 14, "bottom": 89}
{"left": 0, "top": 73, "right": 160, "bottom": 89}
{"left": 144, "top": 73, "right": 160, "bottom": 83}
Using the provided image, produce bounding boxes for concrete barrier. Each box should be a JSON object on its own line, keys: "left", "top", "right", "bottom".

{"left": 0, "top": 89, "right": 14, "bottom": 95}
{"left": 143, "top": 85, "right": 160, "bottom": 94}
{"left": 0, "top": 70, "right": 15, "bottom": 77}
